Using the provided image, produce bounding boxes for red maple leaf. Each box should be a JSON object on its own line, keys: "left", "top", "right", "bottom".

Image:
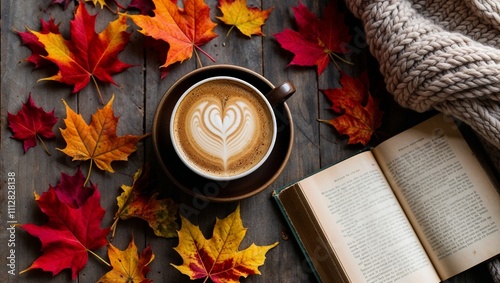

{"left": 20, "top": 171, "right": 109, "bottom": 279}
{"left": 14, "top": 18, "right": 60, "bottom": 69}
{"left": 319, "top": 72, "right": 383, "bottom": 145}
{"left": 28, "top": 2, "right": 134, "bottom": 103}
{"left": 274, "top": 1, "right": 352, "bottom": 75}
{"left": 51, "top": 168, "right": 95, "bottom": 209}
{"left": 7, "top": 94, "right": 58, "bottom": 155}
{"left": 127, "top": 0, "right": 156, "bottom": 15}
{"left": 323, "top": 71, "right": 369, "bottom": 112}
{"left": 50, "top": 0, "right": 72, "bottom": 9}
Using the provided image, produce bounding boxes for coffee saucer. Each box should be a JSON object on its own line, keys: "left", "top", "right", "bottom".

{"left": 152, "top": 65, "right": 294, "bottom": 202}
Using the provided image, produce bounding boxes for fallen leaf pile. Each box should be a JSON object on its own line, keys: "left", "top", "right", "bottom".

{"left": 8, "top": 0, "right": 383, "bottom": 281}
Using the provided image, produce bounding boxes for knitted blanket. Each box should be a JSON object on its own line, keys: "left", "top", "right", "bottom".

{"left": 343, "top": 0, "right": 500, "bottom": 281}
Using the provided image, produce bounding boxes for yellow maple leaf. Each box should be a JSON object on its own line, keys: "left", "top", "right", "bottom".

{"left": 217, "top": 0, "right": 273, "bottom": 37}
{"left": 172, "top": 204, "right": 278, "bottom": 283}
{"left": 85, "top": 0, "right": 107, "bottom": 8}
{"left": 58, "top": 95, "right": 149, "bottom": 183}
{"left": 98, "top": 236, "right": 155, "bottom": 283}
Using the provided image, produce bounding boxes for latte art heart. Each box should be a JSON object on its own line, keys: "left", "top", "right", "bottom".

{"left": 190, "top": 99, "right": 256, "bottom": 169}
{"left": 171, "top": 79, "right": 275, "bottom": 179}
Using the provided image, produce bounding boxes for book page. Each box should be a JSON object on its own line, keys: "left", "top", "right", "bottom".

{"left": 373, "top": 114, "right": 500, "bottom": 280}
{"left": 299, "top": 151, "right": 440, "bottom": 283}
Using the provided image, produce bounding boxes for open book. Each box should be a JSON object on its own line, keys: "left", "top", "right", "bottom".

{"left": 273, "top": 114, "right": 500, "bottom": 283}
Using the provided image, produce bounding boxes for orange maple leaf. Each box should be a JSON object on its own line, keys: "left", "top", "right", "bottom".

{"left": 111, "top": 165, "right": 179, "bottom": 239}
{"left": 319, "top": 72, "right": 383, "bottom": 145}
{"left": 98, "top": 236, "right": 155, "bottom": 283}
{"left": 58, "top": 95, "right": 149, "bottom": 184}
{"left": 126, "top": 0, "right": 218, "bottom": 69}
{"left": 217, "top": 0, "right": 273, "bottom": 37}
{"left": 172, "top": 204, "right": 278, "bottom": 283}
{"left": 29, "top": 3, "right": 133, "bottom": 103}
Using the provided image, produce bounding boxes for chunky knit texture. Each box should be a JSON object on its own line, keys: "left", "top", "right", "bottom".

{"left": 345, "top": 0, "right": 500, "bottom": 147}
{"left": 343, "top": 0, "right": 500, "bottom": 280}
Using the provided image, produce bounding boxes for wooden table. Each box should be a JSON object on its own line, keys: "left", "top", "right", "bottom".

{"left": 1, "top": 0, "right": 496, "bottom": 282}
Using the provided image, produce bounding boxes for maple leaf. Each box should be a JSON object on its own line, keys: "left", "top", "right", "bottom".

{"left": 85, "top": 0, "right": 126, "bottom": 10}
{"left": 217, "top": 0, "right": 274, "bottom": 37}
{"left": 127, "top": 0, "right": 155, "bottom": 16}
{"left": 58, "top": 95, "right": 149, "bottom": 185}
{"left": 19, "top": 174, "right": 109, "bottom": 279}
{"left": 7, "top": 94, "right": 58, "bottom": 155}
{"left": 50, "top": 0, "right": 72, "bottom": 10}
{"left": 319, "top": 72, "right": 383, "bottom": 145}
{"left": 52, "top": 168, "right": 96, "bottom": 209}
{"left": 323, "top": 71, "right": 369, "bottom": 112}
{"left": 29, "top": 2, "right": 133, "bottom": 103}
{"left": 111, "top": 165, "right": 179, "bottom": 239}
{"left": 126, "top": 0, "right": 218, "bottom": 69}
{"left": 98, "top": 236, "right": 155, "bottom": 283}
{"left": 172, "top": 204, "right": 278, "bottom": 283}
{"left": 14, "top": 18, "right": 60, "bottom": 69}
{"left": 274, "top": 1, "right": 352, "bottom": 75}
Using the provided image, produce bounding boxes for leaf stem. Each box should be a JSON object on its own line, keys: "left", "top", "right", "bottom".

{"left": 194, "top": 48, "right": 203, "bottom": 68}
{"left": 88, "top": 248, "right": 110, "bottom": 267}
{"left": 37, "top": 134, "right": 51, "bottom": 156}
{"left": 194, "top": 45, "right": 216, "bottom": 63}
{"left": 92, "top": 76, "right": 105, "bottom": 105}
{"left": 110, "top": 216, "right": 119, "bottom": 242}
{"left": 84, "top": 160, "right": 93, "bottom": 187}
{"left": 330, "top": 52, "right": 353, "bottom": 66}
{"left": 226, "top": 25, "right": 235, "bottom": 38}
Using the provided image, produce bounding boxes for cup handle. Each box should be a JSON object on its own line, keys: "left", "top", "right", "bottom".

{"left": 265, "top": 81, "right": 296, "bottom": 107}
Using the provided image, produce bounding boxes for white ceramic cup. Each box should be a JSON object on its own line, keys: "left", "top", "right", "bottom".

{"left": 170, "top": 76, "right": 278, "bottom": 181}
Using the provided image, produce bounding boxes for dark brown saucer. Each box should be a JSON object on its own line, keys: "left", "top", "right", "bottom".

{"left": 152, "top": 65, "right": 294, "bottom": 202}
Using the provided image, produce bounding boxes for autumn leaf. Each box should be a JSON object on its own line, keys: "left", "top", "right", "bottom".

{"left": 14, "top": 18, "right": 60, "bottom": 69}
{"left": 126, "top": 0, "right": 218, "bottom": 69}
{"left": 217, "top": 0, "right": 273, "bottom": 37}
{"left": 172, "top": 204, "right": 278, "bottom": 283}
{"left": 19, "top": 174, "right": 109, "bottom": 279}
{"left": 52, "top": 168, "right": 96, "bottom": 209}
{"left": 127, "top": 0, "right": 155, "bottom": 15}
{"left": 323, "top": 71, "right": 369, "bottom": 112}
{"left": 274, "top": 1, "right": 352, "bottom": 75}
{"left": 98, "top": 236, "right": 154, "bottom": 283}
{"left": 111, "top": 165, "right": 179, "bottom": 239}
{"left": 319, "top": 72, "right": 383, "bottom": 145}
{"left": 85, "top": 0, "right": 110, "bottom": 9}
{"left": 7, "top": 94, "right": 58, "bottom": 155}
{"left": 50, "top": 0, "right": 72, "bottom": 10}
{"left": 85, "top": 0, "right": 126, "bottom": 10}
{"left": 58, "top": 95, "right": 149, "bottom": 185}
{"left": 29, "top": 3, "right": 133, "bottom": 103}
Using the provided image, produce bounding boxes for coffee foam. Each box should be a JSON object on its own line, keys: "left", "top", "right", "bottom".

{"left": 172, "top": 79, "right": 274, "bottom": 177}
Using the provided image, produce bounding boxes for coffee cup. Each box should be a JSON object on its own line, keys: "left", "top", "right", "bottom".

{"left": 169, "top": 76, "right": 294, "bottom": 181}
